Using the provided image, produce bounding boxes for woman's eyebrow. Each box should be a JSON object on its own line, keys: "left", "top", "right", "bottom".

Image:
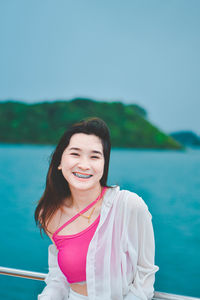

{"left": 69, "top": 147, "right": 80, "bottom": 151}
{"left": 91, "top": 150, "right": 103, "bottom": 156}
{"left": 68, "top": 147, "right": 103, "bottom": 156}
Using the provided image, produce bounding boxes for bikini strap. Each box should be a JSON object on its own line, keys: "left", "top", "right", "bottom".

{"left": 53, "top": 186, "right": 107, "bottom": 236}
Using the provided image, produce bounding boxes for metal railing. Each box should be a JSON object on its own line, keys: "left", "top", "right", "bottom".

{"left": 0, "top": 266, "right": 199, "bottom": 300}
{"left": 0, "top": 266, "right": 46, "bottom": 281}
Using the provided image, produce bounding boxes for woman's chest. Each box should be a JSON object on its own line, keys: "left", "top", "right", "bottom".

{"left": 56, "top": 209, "right": 101, "bottom": 236}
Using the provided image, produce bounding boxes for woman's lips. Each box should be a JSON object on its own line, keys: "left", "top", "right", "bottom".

{"left": 72, "top": 172, "right": 93, "bottom": 179}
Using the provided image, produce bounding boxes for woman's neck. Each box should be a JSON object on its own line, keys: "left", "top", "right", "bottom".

{"left": 69, "top": 184, "right": 103, "bottom": 210}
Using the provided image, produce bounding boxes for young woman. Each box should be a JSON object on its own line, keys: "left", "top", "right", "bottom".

{"left": 35, "top": 117, "right": 159, "bottom": 300}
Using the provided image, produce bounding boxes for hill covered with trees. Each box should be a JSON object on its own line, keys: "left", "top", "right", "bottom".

{"left": 171, "top": 131, "right": 200, "bottom": 147}
{"left": 0, "top": 98, "right": 182, "bottom": 149}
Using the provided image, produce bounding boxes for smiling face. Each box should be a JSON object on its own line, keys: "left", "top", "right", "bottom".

{"left": 58, "top": 133, "right": 105, "bottom": 192}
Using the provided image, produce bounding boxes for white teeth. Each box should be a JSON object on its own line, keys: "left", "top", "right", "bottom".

{"left": 73, "top": 172, "right": 92, "bottom": 179}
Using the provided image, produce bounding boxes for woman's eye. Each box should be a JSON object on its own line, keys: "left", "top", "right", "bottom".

{"left": 91, "top": 156, "right": 99, "bottom": 159}
{"left": 70, "top": 153, "right": 79, "bottom": 156}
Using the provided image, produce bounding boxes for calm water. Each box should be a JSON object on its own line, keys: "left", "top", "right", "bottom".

{"left": 0, "top": 145, "right": 200, "bottom": 299}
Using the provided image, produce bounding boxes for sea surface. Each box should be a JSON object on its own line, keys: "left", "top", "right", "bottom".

{"left": 0, "top": 145, "right": 200, "bottom": 299}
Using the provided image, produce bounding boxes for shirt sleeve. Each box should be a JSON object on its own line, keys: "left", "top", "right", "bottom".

{"left": 38, "top": 244, "right": 69, "bottom": 300}
{"left": 126, "top": 202, "right": 159, "bottom": 300}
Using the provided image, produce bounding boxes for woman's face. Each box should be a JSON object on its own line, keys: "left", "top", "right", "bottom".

{"left": 58, "top": 133, "right": 105, "bottom": 192}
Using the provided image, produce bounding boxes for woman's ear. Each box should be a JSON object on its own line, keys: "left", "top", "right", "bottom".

{"left": 58, "top": 164, "right": 62, "bottom": 170}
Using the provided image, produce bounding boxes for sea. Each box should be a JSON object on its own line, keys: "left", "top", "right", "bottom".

{"left": 0, "top": 144, "right": 200, "bottom": 300}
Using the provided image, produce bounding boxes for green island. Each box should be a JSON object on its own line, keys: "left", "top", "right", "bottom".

{"left": 0, "top": 98, "right": 183, "bottom": 149}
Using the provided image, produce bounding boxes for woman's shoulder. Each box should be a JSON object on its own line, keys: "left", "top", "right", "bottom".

{"left": 46, "top": 208, "right": 67, "bottom": 238}
{"left": 114, "top": 186, "right": 149, "bottom": 212}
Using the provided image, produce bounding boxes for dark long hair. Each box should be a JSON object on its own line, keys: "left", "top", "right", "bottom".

{"left": 35, "top": 117, "right": 111, "bottom": 234}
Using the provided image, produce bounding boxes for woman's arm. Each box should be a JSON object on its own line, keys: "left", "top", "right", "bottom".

{"left": 38, "top": 244, "right": 69, "bottom": 300}
{"left": 125, "top": 202, "right": 159, "bottom": 300}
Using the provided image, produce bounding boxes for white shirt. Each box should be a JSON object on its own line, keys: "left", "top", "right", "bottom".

{"left": 38, "top": 186, "right": 159, "bottom": 300}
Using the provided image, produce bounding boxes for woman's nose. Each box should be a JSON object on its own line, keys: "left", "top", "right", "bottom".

{"left": 77, "top": 157, "right": 90, "bottom": 170}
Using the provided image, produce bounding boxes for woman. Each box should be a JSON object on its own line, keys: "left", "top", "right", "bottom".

{"left": 35, "top": 117, "right": 159, "bottom": 300}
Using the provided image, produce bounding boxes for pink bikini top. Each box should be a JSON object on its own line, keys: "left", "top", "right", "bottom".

{"left": 52, "top": 187, "right": 107, "bottom": 284}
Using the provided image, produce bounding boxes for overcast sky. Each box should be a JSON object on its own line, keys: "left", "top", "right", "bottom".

{"left": 0, "top": 0, "right": 199, "bottom": 134}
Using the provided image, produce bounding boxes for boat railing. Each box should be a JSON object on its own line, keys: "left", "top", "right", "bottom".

{"left": 0, "top": 266, "right": 46, "bottom": 281}
{"left": 0, "top": 266, "right": 199, "bottom": 300}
